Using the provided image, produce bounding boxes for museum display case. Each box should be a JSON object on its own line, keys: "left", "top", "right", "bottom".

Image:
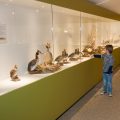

{"left": 0, "top": 0, "right": 120, "bottom": 120}
{"left": 0, "top": 0, "right": 53, "bottom": 80}
{"left": 0, "top": 0, "right": 120, "bottom": 91}
{"left": 81, "top": 13, "right": 120, "bottom": 55}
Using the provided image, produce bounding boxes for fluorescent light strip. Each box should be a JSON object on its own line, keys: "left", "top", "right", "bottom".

{"left": 96, "top": 0, "right": 110, "bottom": 5}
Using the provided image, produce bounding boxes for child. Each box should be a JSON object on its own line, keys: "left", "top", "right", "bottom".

{"left": 94, "top": 45, "right": 114, "bottom": 97}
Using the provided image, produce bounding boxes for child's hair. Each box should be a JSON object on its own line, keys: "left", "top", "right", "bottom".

{"left": 105, "top": 45, "right": 113, "bottom": 54}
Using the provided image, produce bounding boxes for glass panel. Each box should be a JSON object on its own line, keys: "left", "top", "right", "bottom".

{"left": 52, "top": 5, "right": 81, "bottom": 59}
{"left": 96, "top": 16, "right": 103, "bottom": 46}
{"left": 0, "top": 1, "right": 52, "bottom": 79}
{"left": 110, "top": 19, "right": 120, "bottom": 47}
{"left": 81, "top": 12, "right": 97, "bottom": 56}
{"left": 101, "top": 17, "right": 112, "bottom": 46}
{"left": 0, "top": 0, "right": 120, "bottom": 81}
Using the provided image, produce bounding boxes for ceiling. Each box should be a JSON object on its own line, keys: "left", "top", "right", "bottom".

{"left": 1, "top": 0, "right": 120, "bottom": 15}
{"left": 0, "top": 0, "right": 50, "bottom": 9}
{"left": 88, "top": 0, "right": 120, "bottom": 14}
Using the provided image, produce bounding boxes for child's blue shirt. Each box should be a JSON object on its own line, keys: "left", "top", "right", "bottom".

{"left": 102, "top": 54, "right": 114, "bottom": 73}
{"left": 94, "top": 54, "right": 114, "bottom": 74}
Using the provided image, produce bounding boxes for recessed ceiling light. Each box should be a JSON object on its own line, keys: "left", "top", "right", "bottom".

{"left": 9, "top": 0, "right": 13, "bottom": 2}
{"left": 35, "top": 9, "right": 39, "bottom": 13}
{"left": 41, "top": 5, "right": 45, "bottom": 8}
{"left": 96, "top": 0, "right": 110, "bottom": 5}
{"left": 5, "top": 3, "right": 9, "bottom": 6}
{"left": 80, "top": 27, "right": 82, "bottom": 31}
{"left": 64, "top": 30, "right": 68, "bottom": 33}
{"left": 12, "top": 11, "right": 15, "bottom": 15}
{"left": 51, "top": 27, "right": 54, "bottom": 32}
{"left": 89, "top": 0, "right": 110, "bottom": 5}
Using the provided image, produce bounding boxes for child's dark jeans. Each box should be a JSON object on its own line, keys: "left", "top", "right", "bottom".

{"left": 103, "top": 73, "right": 112, "bottom": 94}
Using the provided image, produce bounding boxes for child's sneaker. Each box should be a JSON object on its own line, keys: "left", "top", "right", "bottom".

{"left": 108, "top": 93, "right": 112, "bottom": 97}
{"left": 100, "top": 91, "right": 106, "bottom": 95}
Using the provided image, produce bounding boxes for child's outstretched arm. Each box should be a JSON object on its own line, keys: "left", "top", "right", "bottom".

{"left": 94, "top": 54, "right": 102, "bottom": 58}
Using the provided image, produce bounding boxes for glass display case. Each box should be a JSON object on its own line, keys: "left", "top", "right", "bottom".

{"left": 81, "top": 12, "right": 98, "bottom": 56}
{"left": 0, "top": 0, "right": 53, "bottom": 79}
{"left": 101, "top": 18, "right": 112, "bottom": 46}
{"left": 0, "top": 0, "right": 120, "bottom": 96}
{"left": 52, "top": 5, "right": 81, "bottom": 59}
{"left": 80, "top": 13, "right": 120, "bottom": 56}
{"left": 81, "top": 13, "right": 97, "bottom": 49}
{"left": 110, "top": 19, "right": 120, "bottom": 48}
{"left": 96, "top": 17, "right": 120, "bottom": 48}
{"left": 96, "top": 16, "right": 103, "bottom": 47}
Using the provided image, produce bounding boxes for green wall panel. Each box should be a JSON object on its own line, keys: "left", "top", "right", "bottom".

{"left": 113, "top": 48, "right": 120, "bottom": 68}
{"left": 0, "top": 48, "right": 120, "bottom": 120}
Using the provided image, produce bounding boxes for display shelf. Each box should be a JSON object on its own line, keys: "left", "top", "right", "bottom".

{"left": 0, "top": 47, "right": 118, "bottom": 97}
{"left": 0, "top": 56, "right": 103, "bottom": 120}
{"left": 0, "top": 56, "right": 92, "bottom": 96}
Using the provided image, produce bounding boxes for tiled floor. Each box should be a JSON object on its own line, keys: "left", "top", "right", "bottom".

{"left": 58, "top": 68, "right": 120, "bottom": 120}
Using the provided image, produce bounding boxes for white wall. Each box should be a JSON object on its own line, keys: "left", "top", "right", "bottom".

{"left": 0, "top": 2, "right": 52, "bottom": 80}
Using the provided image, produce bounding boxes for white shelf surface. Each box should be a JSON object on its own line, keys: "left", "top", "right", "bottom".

{"left": 0, "top": 57, "right": 92, "bottom": 96}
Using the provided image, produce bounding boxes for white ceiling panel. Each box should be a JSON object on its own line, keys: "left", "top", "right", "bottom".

{"left": 89, "top": 0, "right": 120, "bottom": 14}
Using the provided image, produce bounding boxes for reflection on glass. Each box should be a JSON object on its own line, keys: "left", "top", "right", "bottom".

{"left": 81, "top": 13, "right": 98, "bottom": 56}
{"left": 0, "top": 0, "right": 120, "bottom": 80}
{"left": 110, "top": 20, "right": 120, "bottom": 47}
{"left": 0, "top": 1, "right": 53, "bottom": 79}
{"left": 52, "top": 5, "right": 81, "bottom": 59}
